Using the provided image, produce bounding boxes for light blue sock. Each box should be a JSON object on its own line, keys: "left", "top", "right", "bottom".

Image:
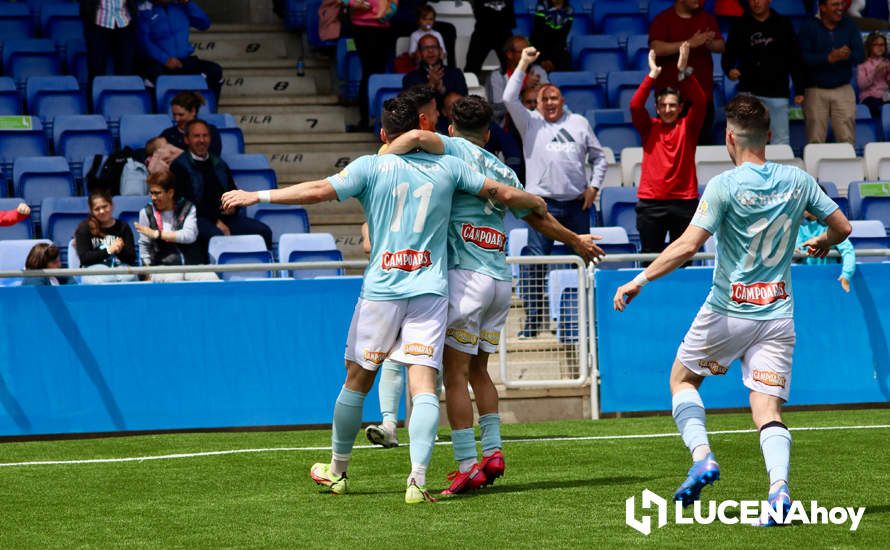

{"left": 332, "top": 386, "right": 366, "bottom": 456}
{"left": 451, "top": 427, "right": 477, "bottom": 463}
{"left": 378, "top": 360, "right": 403, "bottom": 426}
{"left": 760, "top": 424, "right": 792, "bottom": 486}
{"left": 408, "top": 393, "right": 440, "bottom": 470}
{"left": 479, "top": 413, "right": 502, "bottom": 453}
{"left": 672, "top": 388, "right": 710, "bottom": 458}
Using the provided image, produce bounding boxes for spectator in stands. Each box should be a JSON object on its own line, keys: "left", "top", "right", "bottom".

{"left": 632, "top": 45, "right": 705, "bottom": 256}
{"left": 649, "top": 0, "right": 724, "bottom": 145}
{"left": 857, "top": 31, "right": 890, "bottom": 122}
{"left": 403, "top": 35, "right": 469, "bottom": 108}
{"left": 798, "top": 0, "right": 864, "bottom": 145}
{"left": 171, "top": 119, "right": 273, "bottom": 256}
{"left": 504, "top": 47, "right": 607, "bottom": 338}
{"left": 144, "top": 136, "right": 184, "bottom": 174}
{"left": 161, "top": 91, "right": 222, "bottom": 157}
{"left": 796, "top": 208, "right": 856, "bottom": 292}
{"left": 391, "top": 1, "right": 457, "bottom": 67}
{"left": 137, "top": 0, "right": 224, "bottom": 101}
{"left": 722, "top": 0, "right": 805, "bottom": 146}
{"left": 521, "top": 84, "right": 541, "bottom": 110}
{"left": 75, "top": 190, "right": 139, "bottom": 284}
{"left": 22, "top": 243, "right": 71, "bottom": 286}
{"left": 408, "top": 4, "right": 448, "bottom": 64}
{"left": 465, "top": 0, "right": 516, "bottom": 75}
{"left": 486, "top": 36, "right": 549, "bottom": 124}
{"left": 135, "top": 170, "right": 218, "bottom": 281}
{"left": 347, "top": 0, "right": 398, "bottom": 130}
{"left": 531, "top": 0, "right": 573, "bottom": 72}
{"left": 0, "top": 202, "right": 30, "bottom": 227}
{"left": 80, "top": 0, "right": 138, "bottom": 82}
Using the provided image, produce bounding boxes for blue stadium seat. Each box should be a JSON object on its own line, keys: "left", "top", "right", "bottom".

{"left": 91, "top": 76, "right": 152, "bottom": 135}
{"left": 279, "top": 232, "right": 344, "bottom": 278}
{"left": 599, "top": 187, "right": 638, "bottom": 243}
{"left": 818, "top": 180, "right": 850, "bottom": 218}
{"left": 13, "top": 156, "right": 74, "bottom": 218}
{"left": 0, "top": 77, "right": 22, "bottom": 115}
{"left": 283, "top": 0, "right": 308, "bottom": 30}
{"left": 0, "top": 238, "right": 51, "bottom": 286}
{"left": 40, "top": 2, "right": 82, "bottom": 51}
{"left": 224, "top": 153, "right": 277, "bottom": 192}
{"left": 625, "top": 34, "right": 650, "bottom": 71}
{"left": 208, "top": 234, "right": 274, "bottom": 281}
{"left": 2, "top": 39, "right": 61, "bottom": 91}
{"left": 572, "top": 35, "right": 626, "bottom": 77}
{"left": 547, "top": 269, "right": 579, "bottom": 343}
{"left": 40, "top": 196, "right": 88, "bottom": 259}
{"left": 0, "top": 198, "right": 33, "bottom": 239}
{"left": 593, "top": 123, "right": 642, "bottom": 155}
{"left": 155, "top": 74, "right": 215, "bottom": 115}
{"left": 203, "top": 113, "right": 237, "bottom": 128}
{"left": 513, "top": 13, "right": 533, "bottom": 37}
{"left": 52, "top": 115, "right": 112, "bottom": 175}
{"left": 246, "top": 204, "right": 310, "bottom": 251}
{"left": 548, "top": 72, "right": 605, "bottom": 113}
{"left": 112, "top": 195, "right": 150, "bottom": 241}
{"left": 336, "top": 38, "right": 362, "bottom": 101}
{"left": 64, "top": 37, "right": 87, "bottom": 88}
{"left": 567, "top": 13, "right": 593, "bottom": 43}
{"left": 771, "top": 0, "right": 807, "bottom": 16}
{"left": 854, "top": 104, "right": 880, "bottom": 153}
{"left": 0, "top": 116, "right": 48, "bottom": 179}
{"left": 25, "top": 75, "right": 85, "bottom": 136}
{"left": 848, "top": 181, "right": 890, "bottom": 224}
{"left": 593, "top": 2, "right": 648, "bottom": 37}
{"left": 849, "top": 236, "right": 890, "bottom": 262}
{"left": 605, "top": 70, "right": 647, "bottom": 109}
{"left": 119, "top": 114, "right": 171, "bottom": 150}
{"left": 217, "top": 127, "right": 245, "bottom": 156}
{"left": 597, "top": 242, "right": 639, "bottom": 269}
{"left": 513, "top": 0, "right": 537, "bottom": 14}
{"left": 647, "top": 0, "right": 674, "bottom": 20}
{"left": 584, "top": 108, "right": 631, "bottom": 127}
{"left": 367, "top": 73, "right": 404, "bottom": 122}
{"left": 0, "top": 4, "right": 34, "bottom": 48}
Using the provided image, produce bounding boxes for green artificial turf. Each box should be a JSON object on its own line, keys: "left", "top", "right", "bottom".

{"left": 1, "top": 409, "right": 888, "bottom": 548}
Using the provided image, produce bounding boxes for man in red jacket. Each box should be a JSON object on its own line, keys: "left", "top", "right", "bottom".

{"left": 631, "top": 42, "right": 705, "bottom": 255}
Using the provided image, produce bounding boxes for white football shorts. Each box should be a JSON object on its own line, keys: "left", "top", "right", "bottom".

{"left": 676, "top": 306, "right": 796, "bottom": 401}
{"left": 344, "top": 294, "right": 448, "bottom": 371}
{"left": 444, "top": 269, "right": 513, "bottom": 355}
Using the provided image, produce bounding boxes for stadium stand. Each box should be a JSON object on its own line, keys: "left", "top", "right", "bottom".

{"left": 0, "top": 238, "right": 50, "bottom": 286}
{"left": 156, "top": 75, "right": 215, "bottom": 115}
{"left": 278, "top": 232, "right": 343, "bottom": 279}
{"left": 208, "top": 234, "right": 274, "bottom": 281}
{"left": 119, "top": 114, "right": 171, "bottom": 150}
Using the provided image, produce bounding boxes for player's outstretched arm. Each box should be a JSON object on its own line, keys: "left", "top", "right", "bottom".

{"left": 478, "top": 178, "right": 547, "bottom": 216}
{"left": 800, "top": 209, "right": 853, "bottom": 258}
{"left": 613, "top": 225, "right": 711, "bottom": 311}
{"left": 523, "top": 211, "right": 604, "bottom": 264}
{"left": 221, "top": 179, "right": 338, "bottom": 210}
{"left": 384, "top": 129, "right": 445, "bottom": 155}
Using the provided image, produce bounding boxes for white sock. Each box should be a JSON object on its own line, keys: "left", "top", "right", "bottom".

{"left": 331, "top": 452, "right": 350, "bottom": 477}
{"left": 381, "top": 421, "right": 397, "bottom": 435}
{"left": 482, "top": 448, "right": 499, "bottom": 458}
{"left": 408, "top": 464, "right": 427, "bottom": 487}
{"left": 458, "top": 458, "right": 477, "bottom": 473}
{"left": 692, "top": 444, "right": 711, "bottom": 462}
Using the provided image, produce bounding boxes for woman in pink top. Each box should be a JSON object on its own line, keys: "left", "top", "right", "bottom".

{"left": 857, "top": 31, "right": 890, "bottom": 121}
{"left": 345, "top": 0, "right": 399, "bottom": 130}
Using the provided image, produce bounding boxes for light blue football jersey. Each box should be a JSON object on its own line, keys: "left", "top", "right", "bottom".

{"left": 691, "top": 162, "right": 838, "bottom": 320}
{"left": 328, "top": 152, "right": 486, "bottom": 300}
{"left": 441, "top": 135, "right": 530, "bottom": 281}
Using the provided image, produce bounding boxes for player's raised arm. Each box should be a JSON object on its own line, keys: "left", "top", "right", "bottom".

{"left": 478, "top": 178, "right": 547, "bottom": 216}
{"left": 523, "top": 211, "right": 604, "bottom": 264}
{"left": 613, "top": 224, "right": 712, "bottom": 311}
{"left": 800, "top": 209, "right": 853, "bottom": 258}
{"left": 384, "top": 129, "right": 445, "bottom": 155}
{"left": 221, "top": 179, "right": 338, "bottom": 210}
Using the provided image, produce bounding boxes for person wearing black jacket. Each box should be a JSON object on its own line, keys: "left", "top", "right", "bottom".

{"left": 464, "top": 0, "right": 515, "bottom": 75}
{"left": 722, "top": 0, "right": 805, "bottom": 146}
{"left": 74, "top": 189, "right": 139, "bottom": 284}
{"left": 79, "top": 0, "right": 139, "bottom": 81}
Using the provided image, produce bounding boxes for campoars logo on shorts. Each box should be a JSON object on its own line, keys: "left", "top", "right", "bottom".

{"left": 698, "top": 359, "right": 727, "bottom": 375}
{"left": 753, "top": 370, "right": 786, "bottom": 388}
{"left": 381, "top": 249, "right": 432, "bottom": 271}
{"left": 404, "top": 343, "right": 434, "bottom": 357}
{"left": 730, "top": 282, "right": 789, "bottom": 305}
{"left": 363, "top": 349, "right": 387, "bottom": 365}
{"left": 446, "top": 328, "right": 478, "bottom": 345}
{"left": 461, "top": 223, "right": 506, "bottom": 252}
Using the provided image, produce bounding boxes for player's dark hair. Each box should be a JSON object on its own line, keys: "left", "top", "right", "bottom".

{"left": 451, "top": 95, "right": 492, "bottom": 135}
{"left": 655, "top": 86, "right": 682, "bottom": 104}
{"left": 725, "top": 95, "right": 770, "bottom": 148}
{"left": 381, "top": 97, "right": 419, "bottom": 138}
{"left": 25, "top": 243, "right": 59, "bottom": 270}
{"left": 402, "top": 84, "right": 437, "bottom": 109}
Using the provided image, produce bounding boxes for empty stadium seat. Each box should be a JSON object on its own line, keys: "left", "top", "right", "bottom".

{"left": 0, "top": 4, "right": 34, "bottom": 47}
{"left": 765, "top": 144, "right": 796, "bottom": 161}
{"left": 863, "top": 142, "right": 890, "bottom": 180}
{"left": 547, "top": 269, "right": 580, "bottom": 343}
{"left": 817, "top": 158, "right": 865, "bottom": 196}
{"left": 119, "top": 114, "right": 171, "bottom": 150}
{"left": 625, "top": 34, "right": 650, "bottom": 71}
{"left": 697, "top": 160, "right": 735, "bottom": 188}
{"left": 599, "top": 187, "right": 638, "bottom": 243}
{"left": 593, "top": 123, "right": 642, "bottom": 156}
{"left": 847, "top": 181, "right": 890, "bottom": 227}
{"left": 40, "top": 3, "right": 82, "bottom": 45}
{"left": 2, "top": 39, "right": 60, "bottom": 91}
{"left": 156, "top": 74, "right": 215, "bottom": 115}
{"left": 592, "top": 225, "right": 631, "bottom": 245}
{"left": 605, "top": 70, "right": 647, "bottom": 109}
{"left": 0, "top": 77, "right": 22, "bottom": 115}
{"left": 25, "top": 75, "right": 85, "bottom": 134}
{"left": 246, "top": 203, "right": 310, "bottom": 249}
{"left": 854, "top": 105, "right": 880, "bottom": 154}
{"left": 13, "top": 156, "right": 74, "bottom": 215}
{"left": 548, "top": 72, "right": 605, "bottom": 113}
{"left": 224, "top": 153, "right": 277, "bottom": 192}
{"left": 64, "top": 37, "right": 87, "bottom": 88}
{"left": 52, "top": 115, "right": 112, "bottom": 175}
{"left": 0, "top": 198, "right": 33, "bottom": 239}
{"left": 112, "top": 195, "right": 150, "bottom": 239}
{"left": 208, "top": 234, "right": 274, "bottom": 281}
{"left": 217, "top": 127, "right": 245, "bottom": 156}
{"left": 0, "top": 238, "right": 51, "bottom": 286}
{"left": 803, "top": 142, "right": 856, "bottom": 175}
{"left": 367, "top": 73, "right": 403, "bottom": 122}
{"left": 0, "top": 116, "right": 47, "bottom": 178}
{"left": 620, "top": 146, "right": 643, "bottom": 186}
{"left": 695, "top": 144, "right": 731, "bottom": 163}
{"left": 850, "top": 219, "right": 886, "bottom": 238}
{"left": 594, "top": 1, "right": 648, "bottom": 36}
{"left": 848, "top": 231, "right": 890, "bottom": 262}
{"left": 40, "top": 196, "right": 88, "bottom": 259}
{"left": 203, "top": 113, "right": 237, "bottom": 129}
{"left": 278, "top": 232, "right": 343, "bottom": 279}
{"left": 91, "top": 76, "right": 152, "bottom": 133}
{"left": 572, "top": 35, "right": 626, "bottom": 77}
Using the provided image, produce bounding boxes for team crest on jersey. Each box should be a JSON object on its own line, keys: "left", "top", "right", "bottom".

{"left": 698, "top": 359, "right": 727, "bottom": 375}
{"left": 697, "top": 200, "right": 709, "bottom": 215}
{"left": 730, "top": 281, "right": 789, "bottom": 305}
{"left": 381, "top": 249, "right": 432, "bottom": 271}
{"left": 753, "top": 369, "right": 786, "bottom": 388}
{"left": 363, "top": 349, "right": 387, "bottom": 365}
{"left": 446, "top": 328, "right": 478, "bottom": 345}
{"left": 404, "top": 343, "right": 434, "bottom": 357}
{"left": 461, "top": 223, "right": 506, "bottom": 252}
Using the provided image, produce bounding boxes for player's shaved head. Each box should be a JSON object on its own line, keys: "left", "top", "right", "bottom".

{"left": 726, "top": 95, "right": 770, "bottom": 149}
{"left": 381, "top": 97, "right": 419, "bottom": 139}
{"left": 451, "top": 95, "right": 492, "bottom": 137}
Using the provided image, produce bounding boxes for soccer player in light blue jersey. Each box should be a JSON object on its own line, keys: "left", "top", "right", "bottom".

{"left": 221, "top": 97, "right": 547, "bottom": 504}
{"left": 377, "top": 95, "right": 604, "bottom": 495}
{"left": 612, "top": 95, "right": 852, "bottom": 525}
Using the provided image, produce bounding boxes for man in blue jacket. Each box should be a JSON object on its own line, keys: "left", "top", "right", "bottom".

{"left": 137, "top": 0, "right": 224, "bottom": 100}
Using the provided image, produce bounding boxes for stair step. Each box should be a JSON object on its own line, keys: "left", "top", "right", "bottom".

{"left": 219, "top": 94, "right": 340, "bottom": 107}
{"left": 235, "top": 112, "right": 346, "bottom": 134}
{"left": 258, "top": 147, "right": 377, "bottom": 174}
{"left": 222, "top": 75, "right": 317, "bottom": 97}
{"left": 189, "top": 38, "right": 288, "bottom": 61}
{"left": 246, "top": 132, "right": 376, "bottom": 144}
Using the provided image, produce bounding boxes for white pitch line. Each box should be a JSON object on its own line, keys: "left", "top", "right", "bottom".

{"left": 1, "top": 424, "right": 888, "bottom": 468}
